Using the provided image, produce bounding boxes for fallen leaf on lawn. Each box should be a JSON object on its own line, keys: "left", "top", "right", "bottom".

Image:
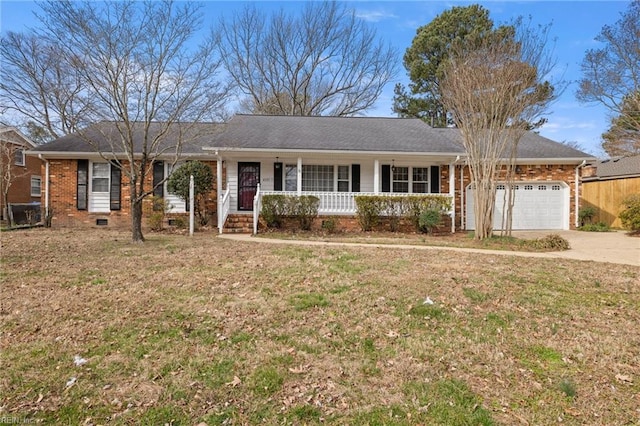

{"left": 615, "top": 374, "right": 633, "bottom": 384}
{"left": 565, "top": 407, "right": 582, "bottom": 417}
{"left": 289, "top": 365, "right": 307, "bottom": 374}
{"left": 226, "top": 376, "right": 241, "bottom": 387}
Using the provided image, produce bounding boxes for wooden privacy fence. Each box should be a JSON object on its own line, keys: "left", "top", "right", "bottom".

{"left": 581, "top": 177, "right": 640, "bottom": 227}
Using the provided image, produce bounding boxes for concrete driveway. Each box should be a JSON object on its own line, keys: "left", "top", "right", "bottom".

{"left": 221, "top": 230, "right": 639, "bottom": 267}
{"left": 511, "top": 230, "right": 639, "bottom": 266}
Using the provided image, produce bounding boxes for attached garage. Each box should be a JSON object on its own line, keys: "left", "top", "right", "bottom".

{"left": 466, "top": 181, "right": 570, "bottom": 230}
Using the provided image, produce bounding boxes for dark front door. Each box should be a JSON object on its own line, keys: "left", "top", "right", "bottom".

{"left": 238, "top": 162, "right": 260, "bottom": 211}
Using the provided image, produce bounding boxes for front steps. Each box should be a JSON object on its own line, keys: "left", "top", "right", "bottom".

{"left": 223, "top": 214, "right": 254, "bottom": 233}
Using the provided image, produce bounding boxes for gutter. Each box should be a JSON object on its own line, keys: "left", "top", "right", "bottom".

{"left": 38, "top": 154, "right": 49, "bottom": 219}
{"left": 574, "top": 160, "right": 587, "bottom": 228}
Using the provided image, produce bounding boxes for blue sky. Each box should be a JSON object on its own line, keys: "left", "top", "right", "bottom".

{"left": 0, "top": 1, "right": 633, "bottom": 156}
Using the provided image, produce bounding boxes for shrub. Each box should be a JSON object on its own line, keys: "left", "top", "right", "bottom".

{"left": 167, "top": 161, "right": 214, "bottom": 226}
{"left": 148, "top": 196, "right": 169, "bottom": 231}
{"left": 321, "top": 217, "right": 338, "bottom": 233}
{"left": 619, "top": 194, "right": 640, "bottom": 231}
{"left": 354, "top": 196, "right": 384, "bottom": 231}
{"left": 355, "top": 195, "right": 451, "bottom": 232}
{"left": 404, "top": 196, "right": 452, "bottom": 230}
{"left": 418, "top": 208, "right": 443, "bottom": 234}
{"left": 578, "top": 206, "right": 597, "bottom": 226}
{"left": 261, "top": 194, "right": 288, "bottom": 228}
{"left": 579, "top": 222, "right": 610, "bottom": 232}
{"left": 289, "top": 195, "right": 319, "bottom": 231}
{"left": 530, "top": 234, "right": 570, "bottom": 251}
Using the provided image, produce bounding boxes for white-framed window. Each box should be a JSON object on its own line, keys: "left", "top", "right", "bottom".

{"left": 302, "top": 165, "right": 334, "bottom": 191}
{"left": 14, "top": 148, "right": 25, "bottom": 166}
{"left": 337, "top": 165, "right": 350, "bottom": 192}
{"left": 392, "top": 166, "right": 409, "bottom": 193}
{"left": 30, "top": 176, "right": 42, "bottom": 197}
{"left": 285, "top": 164, "right": 297, "bottom": 191}
{"left": 91, "top": 163, "right": 110, "bottom": 193}
{"left": 412, "top": 167, "right": 429, "bottom": 193}
{"left": 88, "top": 162, "right": 111, "bottom": 213}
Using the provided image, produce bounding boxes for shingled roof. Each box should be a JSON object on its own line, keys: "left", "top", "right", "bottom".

{"left": 210, "top": 115, "right": 592, "bottom": 160}
{"left": 209, "top": 115, "right": 462, "bottom": 154}
{"left": 584, "top": 155, "right": 640, "bottom": 180}
{"left": 30, "top": 115, "right": 592, "bottom": 161}
{"left": 30, "top": 121, "right": 222, "bottom": 157}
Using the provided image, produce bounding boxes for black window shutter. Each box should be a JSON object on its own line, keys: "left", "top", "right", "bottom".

{"left": 110, "top": 163, "right": 121, "bottom": 210}
{"left": 153, "top": 161, "right": 164, "bottom": 198}
{"left": 351, "top": 164, "right": 360, "bottom": 192}
{"left": 430, "top": 166, "right": 440, "bottom": 194}
{"left": 274, "top": 162, "right": 283, "bottom": 191}
{"left": 77, "top": 160, "right": 88, "bottom": 210}
{"left": 381, "top": 165, "right": 391, "bottom": 193}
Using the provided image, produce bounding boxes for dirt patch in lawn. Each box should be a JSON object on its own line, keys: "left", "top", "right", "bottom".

{"left": 1, "top": 228, "right": 639, "bottom": 425}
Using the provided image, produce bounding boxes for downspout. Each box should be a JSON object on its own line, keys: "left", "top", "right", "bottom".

{"left": 38, "top": 154, "right": 49, "bottom": 219}
{"left": 460, "top": 160, "right": 465, "bottom": 230}
{"left": 574, "top": 160, "right": 587, "bottom": 229}
{"left": 449, "top": 155, "right": 461, "bottom": 234}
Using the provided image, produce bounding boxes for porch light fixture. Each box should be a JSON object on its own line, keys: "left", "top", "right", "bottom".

{"left": 392, "top": 159, "right": 395, "bottom": 172}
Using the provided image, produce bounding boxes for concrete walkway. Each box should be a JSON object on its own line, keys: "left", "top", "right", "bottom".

{"left": 219, "top": 230, "right": 639, "bottom": 267}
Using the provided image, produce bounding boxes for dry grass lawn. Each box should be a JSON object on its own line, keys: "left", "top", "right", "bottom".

{"left": 1, "top": 228, "right": 639, "bottom": 425}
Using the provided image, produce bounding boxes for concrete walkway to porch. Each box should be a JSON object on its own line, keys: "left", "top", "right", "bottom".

{"left": 219, "top": 230, "right": 639, "bottom": 267}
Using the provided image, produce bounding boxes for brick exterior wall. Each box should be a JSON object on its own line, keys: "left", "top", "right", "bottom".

{"left": 42, "top": 159, "right": 580, "bottom": 231}
{"left": 44, "top": 159, "right": 219, "bottom": 229}
{"left": 1, "top": 144, "right": 42, "bottom": 220}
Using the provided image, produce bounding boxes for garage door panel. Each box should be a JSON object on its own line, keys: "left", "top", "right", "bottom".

{"left": 466, "top": 182, "right": 567, "bottom": 230}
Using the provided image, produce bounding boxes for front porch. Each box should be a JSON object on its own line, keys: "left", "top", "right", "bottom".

{"left": 217, "top": 186, "right": 455, "bottom": 234}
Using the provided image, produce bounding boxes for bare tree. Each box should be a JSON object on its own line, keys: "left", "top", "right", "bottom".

{"left": 440, "top": 21, "right": 557, "bottom": 240}
{"left": 601, "top": 90, "right": 640, "bottom": 156}
{"left": 219, "top": 1, "right": 398, "bottom": 116}
{"left": 0, "top": 32, "right": 88, "bottom": 141}
{"left": 0, "top": 140, "right": 29, "bottom": 223}
{"left": 577, "top": 1, "right": 640, "bottom": 155}
{"left": 35, "top": 0, "right": 229, "bottom": 242}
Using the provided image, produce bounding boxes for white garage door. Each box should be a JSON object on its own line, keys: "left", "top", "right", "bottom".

{"left": 466, "top": 182, "right": 569, "bottom": 230}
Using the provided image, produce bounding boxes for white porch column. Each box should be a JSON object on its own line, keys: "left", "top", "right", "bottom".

{"left": 297, "top": 157, "right": 302, "bottom": 196}
{"left": 216, "top": 155, "right": 223, "bottom": 232}
{"left": 373, "top": 159, "right": 380, "bottom": 194}
{"left": 449, "top": 162, "right": 456, "bottom": 233}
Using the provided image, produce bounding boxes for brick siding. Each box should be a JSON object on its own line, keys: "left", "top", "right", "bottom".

{"left": 44, "top": 159, "right": 219, "bottom": 229}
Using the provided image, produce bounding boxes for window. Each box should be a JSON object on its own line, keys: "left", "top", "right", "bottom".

{"left": 30, "top": 176, "right": 41, "bottom": 197}
{"left": 14, "top": 148, "right": 25, "bottom": 166}
{"left": 392, "top": 166, "right": 409, "bottom": 193}
{"left": 337, "top": 165, "right": 349, "bottom": 192}
{"left": 412, "top": 167, "right": 429, "bottom": 193}
{"left": 285, "top": 164, "right": 297, "bottom": 191}
{"left": 91, "top": 163, "right": 110, "bottom": 193}
{"left": 302, "top": 165, "right": 333, "bottom": 191}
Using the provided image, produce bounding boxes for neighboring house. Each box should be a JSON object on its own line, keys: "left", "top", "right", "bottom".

{"left": 0, "top": 127, "right": 42, "bottom": 224}
{"left": 29, "top": 115, "right": 593, "bottom": 232}
{"left": 581, "top": 155, "right": 640, "bottom": 227}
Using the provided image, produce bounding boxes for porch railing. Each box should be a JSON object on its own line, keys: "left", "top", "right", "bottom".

{"left": 218, "top": 187, "right": 231, "bottom": 234}
{"left": 259, "top": 190, "right": 452, "bottom": 215}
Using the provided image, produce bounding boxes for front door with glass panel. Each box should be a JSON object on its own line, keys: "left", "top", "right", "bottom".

{"left": 238, "top": 162, "right": 260, "bottom": 211}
